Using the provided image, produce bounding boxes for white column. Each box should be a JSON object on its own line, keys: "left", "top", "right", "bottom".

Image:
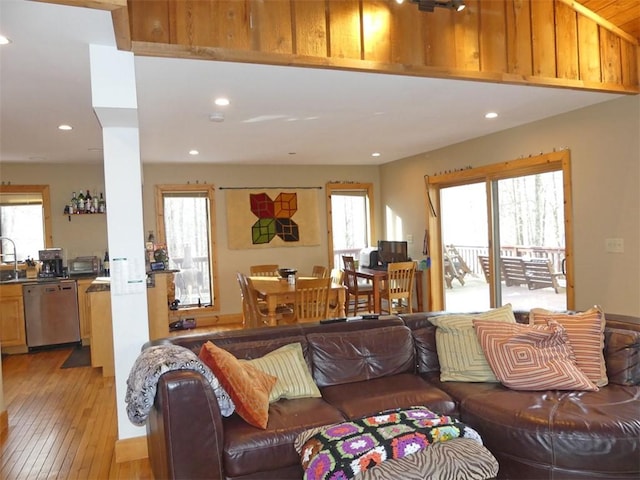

{"left": 89, "top": 44, "right": 148, "bottom": 441}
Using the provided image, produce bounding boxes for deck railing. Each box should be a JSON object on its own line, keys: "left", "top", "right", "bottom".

{"left": 448, "top": 245, "right": 565, "bottom": 276}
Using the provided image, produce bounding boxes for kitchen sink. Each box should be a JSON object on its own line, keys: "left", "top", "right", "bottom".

{"left": 0, "top": 270, "right": 26, "bottom": 282}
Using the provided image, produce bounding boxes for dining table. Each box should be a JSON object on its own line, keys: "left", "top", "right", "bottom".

{"left": 355, "top": 266, "right": 424, "bottom": 314}
{"left": 249, "top": 276, "right": 346, "bottom": 326}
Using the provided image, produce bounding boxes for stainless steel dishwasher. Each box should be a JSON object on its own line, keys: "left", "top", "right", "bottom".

{"left": 23, "top": 280, "right": 81, "bottom": 349}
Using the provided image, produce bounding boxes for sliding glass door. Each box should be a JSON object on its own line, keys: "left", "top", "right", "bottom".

{"left": 429, "top": 151, "right": 572, "bottom": 312}
{"left": 440, "top": 182, "right": 489, "bottom": 311}
{"left": 495, "top": 172, "right": 566, "bottom": 310}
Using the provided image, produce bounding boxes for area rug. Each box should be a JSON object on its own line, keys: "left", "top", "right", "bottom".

{"left": 61, "top": 346, "right": 91, "bottom": 369}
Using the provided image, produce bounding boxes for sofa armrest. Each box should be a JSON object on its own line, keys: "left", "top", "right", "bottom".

{"left": 146, "top": 370, "right": 225, "bottom": 480}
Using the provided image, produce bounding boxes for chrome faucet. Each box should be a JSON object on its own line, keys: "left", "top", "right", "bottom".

{"left": 0, "top": 236, "right": 18, "bottom": 280}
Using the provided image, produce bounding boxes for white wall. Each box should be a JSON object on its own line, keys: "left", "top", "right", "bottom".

{"left": 379, "top": 95, "right": 640, "bottom": 316}
{"left": 0, "top": 163, "right": 380, "bottom": 316}
{"left": 2, "top": 96, "right": 638, "bottom": 318}
{"left": 141, "top": 164, "right": 381, "bottom": 314}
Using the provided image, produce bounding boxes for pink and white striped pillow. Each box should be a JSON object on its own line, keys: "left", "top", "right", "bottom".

{"left": 529, "top": 306, "right": 607, "bottom": 387}
{"left": 473, "top": 320, "right": 598, "bottom": 391}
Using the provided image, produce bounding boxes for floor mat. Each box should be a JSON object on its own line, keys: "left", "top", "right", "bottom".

{"left": 61, "top": 346, "right": 91, "bottom": 369}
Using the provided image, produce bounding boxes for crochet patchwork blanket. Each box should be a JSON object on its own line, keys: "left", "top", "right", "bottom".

{"left": 298, "top": 406, "right": 483, "bottom": 480}
{"left": 125, "top": 344, "right": 235, "bottom": 426}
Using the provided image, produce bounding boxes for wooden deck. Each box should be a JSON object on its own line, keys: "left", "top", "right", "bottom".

{"left": 445, "top": 274, "right": 567, "bottom": 312}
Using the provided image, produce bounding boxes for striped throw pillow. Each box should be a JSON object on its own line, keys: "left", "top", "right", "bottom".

{"left": 474, "top": 320, "right": 598, "bottom": 391}
{"left": 431, "top": 304, "right": 516, "bottom": 382}
{"left": 245, "top": 343, "right": 321, "bottom": 403}
{"left": 529, "top": 306, "right": 607, "bottom": 387}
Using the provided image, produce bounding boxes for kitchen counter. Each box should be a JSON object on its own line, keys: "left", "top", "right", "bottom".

{"left": 85, "top": 270, "right": 177, "bottom": 293}
{"left": 85, "top": 277, "right": 111, "bottom": 293}
{"left": 0, "top": 277, "right": 72, "bottom": 285}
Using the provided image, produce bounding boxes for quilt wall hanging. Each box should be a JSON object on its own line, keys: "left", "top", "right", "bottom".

{"left": 225, "top": 188, "right": 321, "bottom": 250}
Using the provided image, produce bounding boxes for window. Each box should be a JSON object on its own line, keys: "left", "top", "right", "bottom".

{"left": 326, "top": 183, "right": 374, "bottom": 268}
{"left": 155, "top": 185, "right": 219, "bottom": 309}
{"left": 0, "top": 185, "right": 52, "bottom": 262}
{"left": 426, "top": 150, "right": 574, "bottom": 311}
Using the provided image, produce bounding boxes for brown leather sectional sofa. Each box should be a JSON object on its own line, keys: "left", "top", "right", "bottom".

{"left": 144, "top": 311, "right": 640, "bottom": 480}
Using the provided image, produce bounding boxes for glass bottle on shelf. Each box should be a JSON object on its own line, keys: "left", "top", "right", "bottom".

{"left": 98, "top": 193, "right": 106, "bottom": 213}
{"left": 77, "top": 190, "right": 85, "bottom": 213}
{"left": 103, "top": 251, "right": 110, "bottom": 276}
{"left": 85, "top": 190, "right": 93, "bottom": 213}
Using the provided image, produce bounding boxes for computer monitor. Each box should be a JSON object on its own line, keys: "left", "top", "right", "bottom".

{"left": 377, "top": 240, "right": 409, "bottom": 265}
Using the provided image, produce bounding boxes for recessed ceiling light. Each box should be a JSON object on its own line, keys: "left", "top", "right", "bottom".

{"left": 214, "top": 97, "right": 230, "bottom": 106}
{"left": 189, "top": 149, "right": 199, "bottom": 155}
{"left": 371, "top": 152, "right": 381, "bottom": 157}
{"left": 485, "top": 112, "right": 498, "bottom": 119}
{"left": 58, "top": 124, "right": 73, "bottom": 131}
{"left": 0, "top": 35, "right": 11, "bottom": 45}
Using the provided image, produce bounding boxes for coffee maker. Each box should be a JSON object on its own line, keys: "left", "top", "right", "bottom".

{"left": 39, "top": 248, "right": 64, "bottom": 278}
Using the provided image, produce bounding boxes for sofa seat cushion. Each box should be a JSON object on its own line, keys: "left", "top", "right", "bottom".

{"left": 321, "top": 373, "right": 457, "bottom": 420}
{"left": 223, "top": 397, "right": 345, "bottom": 477}
{"left": 423, "top": 373, "right": 506, "bottom": 402}
{"left": 459, "top": 385, "right": 640, "bottom": 479}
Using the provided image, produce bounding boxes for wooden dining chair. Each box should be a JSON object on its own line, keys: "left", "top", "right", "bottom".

{"left": 249, "top": 264, "right": 279, "bottom": 276}
{"left": 380, "top": 261, "right": 416, "bottom": 314}
{"left": 328, "top": 268, "right": 344, "bottom": 316}
{"left": 294, "top": 277, "right": 331, "bottom": 323}
{"left": 236, "top": 271, "right": 253, "bottom": 328}
{"left": 342, "top": 255, "right": 371, "bottom": 285}
{"left": 342, "top": 267, "right": 373, "bottom": 316}
{"left": 342, "top": 255, "right": 356, "bottom": 271}
{"left": 240, "top": 274, "right": 294, "bottom": 327}
{"left": 330, "top": 268, "right": 344, "bottom": 286}
{"left": 311, "top": 265, "right": 328, "bottom": 278}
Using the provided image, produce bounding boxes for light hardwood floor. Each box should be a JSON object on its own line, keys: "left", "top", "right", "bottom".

{"left": 1, "top": 346, "right": 154, "bottom": 479}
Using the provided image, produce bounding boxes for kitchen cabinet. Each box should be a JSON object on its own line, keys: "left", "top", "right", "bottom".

{"left": 147, "top": 272, "right": 172, "bottom": 340}
{"left": 76, "top": 277, "right": 93, "bottom": 345}
{"left": 86, "top": 272, "right": 174, "bottom": 377}
{"left": 0, "top": 284, "right": 27, "bottom": 354}
{"left": 87, "top": 287, "right": 114, "bottom": 377}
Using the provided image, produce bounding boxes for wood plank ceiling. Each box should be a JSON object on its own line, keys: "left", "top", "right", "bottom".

{"left": 581, "top": 0, "right": 640, "bottom": 42}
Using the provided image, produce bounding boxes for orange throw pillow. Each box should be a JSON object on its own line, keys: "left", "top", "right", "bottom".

{"left": 199, "top": 341, "right": 277, "bottom": 429}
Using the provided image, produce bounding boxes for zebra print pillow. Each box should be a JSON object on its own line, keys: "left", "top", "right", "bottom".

{"left": 355, "top": 438, "right": 498, "bottom": 480}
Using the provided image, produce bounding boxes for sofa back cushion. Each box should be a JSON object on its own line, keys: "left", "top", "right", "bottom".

{"left": 220, "top": 336, "right": 311, "bottom": 368}
{"left": 307, "top": 325, "right": 415, "bottom": 387}
{"left": 411, "top": 325, "right": 440, "bottom": 374}
{"left": 153, "top": 324, "right": 305, "bottom": 356}
{"left": 605, "top": 328, "right": 640, "bottom": 386}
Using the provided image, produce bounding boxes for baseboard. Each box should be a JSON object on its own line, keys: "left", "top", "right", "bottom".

{"left": 0, "top": 409, "right": 7, "bottom": 434}
{"left": 115, "top": 435, "right": 148, "bottom": 463}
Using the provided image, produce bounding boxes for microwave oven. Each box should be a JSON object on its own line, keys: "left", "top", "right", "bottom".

{"left": 68, "top": 256, "right": 100, "bottom": 276}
